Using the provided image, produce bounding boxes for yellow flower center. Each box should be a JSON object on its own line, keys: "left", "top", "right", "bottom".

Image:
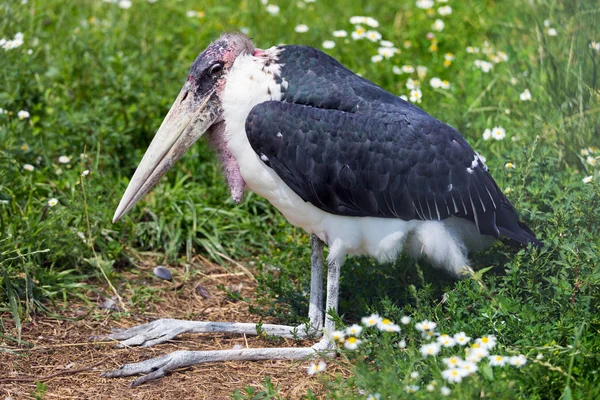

{"left": 347, "top": 337, "right": 357, "bottom": 344}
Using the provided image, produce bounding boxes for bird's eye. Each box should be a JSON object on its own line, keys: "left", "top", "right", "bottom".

{"left": 209, "top": 62, "right": 224, "bottom": 75}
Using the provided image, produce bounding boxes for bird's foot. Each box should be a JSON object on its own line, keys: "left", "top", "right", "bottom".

{"left": 91, "top": 318, "right": 320, "bottom": 348}
{"left": 102, "top": 344, "right": 335, "bottom": 386}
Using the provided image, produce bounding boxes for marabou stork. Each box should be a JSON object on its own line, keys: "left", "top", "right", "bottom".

{"left": 100, "top": 33, "right": 542, "bottom": 385}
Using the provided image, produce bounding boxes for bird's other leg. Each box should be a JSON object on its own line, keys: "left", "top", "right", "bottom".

{"left": 312, "top": 242, "right": 344, "bottom": 351}
{"left": 308, "top": 234, "right": 325, "bottom": 333}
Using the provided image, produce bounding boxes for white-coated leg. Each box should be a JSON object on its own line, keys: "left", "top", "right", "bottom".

{"left": 324, "top": 257, "right": 341, "bottom": 337}
{"left": 102, "top": 347, "right": 323, "bottom": 387}
{"left": 308, "top": 234, "right": 325, "bottom": 332}
{"left": 98, "top": 237, "right": 341, "bottom": 385}
{"left": 92, "top": 319, "right": 314, "bottom": 348}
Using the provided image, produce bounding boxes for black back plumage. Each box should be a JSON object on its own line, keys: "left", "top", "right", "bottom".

{"left": 245, "top": 45, "right": 541, "bottom": 247}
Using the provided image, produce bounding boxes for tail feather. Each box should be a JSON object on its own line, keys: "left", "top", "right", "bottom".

{"left": 496, "top": 203, "right": 543, "bottom": 248}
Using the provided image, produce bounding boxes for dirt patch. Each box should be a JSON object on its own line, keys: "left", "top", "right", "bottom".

{"left": 0, "top": 258, "right": 344, "bottom": 399}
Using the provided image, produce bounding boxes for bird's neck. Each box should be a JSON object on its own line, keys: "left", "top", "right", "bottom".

{"left": 219, "top": 47, "right": 286, "bottom": 191}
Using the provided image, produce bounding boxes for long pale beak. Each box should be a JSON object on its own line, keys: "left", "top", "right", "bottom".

{"left": 112, "top": 84, "right": 222, "bottom": 223}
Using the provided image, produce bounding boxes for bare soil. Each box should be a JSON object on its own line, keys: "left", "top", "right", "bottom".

{"left": 0, "top": 259, "right": 343, "bottom": 399}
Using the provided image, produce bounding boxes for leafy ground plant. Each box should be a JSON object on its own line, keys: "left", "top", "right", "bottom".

{"left": 1, "top": 0, "right": 600, "bottom": 399}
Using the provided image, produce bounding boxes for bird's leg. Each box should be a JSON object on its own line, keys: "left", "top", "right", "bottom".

{"left": 311, "top": 254, "right": 341, "bottom": 351}
{"left": 94, "top": 236, "right": 326, "bottom": 348}
{"left": 308, "top": 234, "right": 325, "bottom": 332}
{"left": 97, "top": 236, "right": 337, "bottom": 386}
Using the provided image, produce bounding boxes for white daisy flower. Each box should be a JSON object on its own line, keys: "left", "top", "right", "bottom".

{"left": 378, "top": 47, "right": 398, "bottom": 58}
{"left": 586, "top": 156, "right": 597, "bottom": 166}
{"left": 474, "top": 59, "right": 494, "bottom": 72}
{"left": 351, "top": 26, "right": 366, "bottom": 40}
{"left": 401, "top": 65, "right": 415, "bottom": 73}
{"left": 544, "top": 19, "right": 551, "bottom": 27}
{"left": 466, "top": 346, "right": 490, "bottom": 362}
{"left": 438, "top": 5, "right": 452, "bottom": 15}
{"left": 406, "top": 78, "right": 419, "bottom": 90}
{"left": 398, "top": 339, "right": 407, "bottom": 348}
{"left": 344, "top": 336, "right": 362, "bottom": 350}
{"left": 346, "top": 324, "right": 363, "bottom": 336}
{"left": 520, "top": 89, "right": 532, "bottom": 101}
{"left": 82, "top": 169, "right": 90, "bottom": 176}
{"left": 440, "top": 386, "right": 451, "bottom": 396}
{"left": 442, "top": 356, "right": 463, "bottom": 368}
{"left": 365, "top": 30, "right": 382, "bottom": 42}
{"left": 371, "top": 54, "right": 383, "bottom": 63}
{"left": 466, "top": 46, "right": 480, "bottom": 53}
{"left": 48, "top": 198, "right": 58, "bottom": 207}
{"left": 440, "top": 80, "right": 451, "bottom": 89}
{"left": 380, "top": 40, "right": 394, "bottom": 47}
{"left": 364, "top": 17, "right": 380, "bottom": 28}
{"left": 409, "top": 89, "right": 423, "bottom": 103}
{"left": 333, "top": 30, "right": 347, "bottom": 37}
{"left": 441, "top": 368, "right": 468, "bottom": 383}
{"left": 400, "top": 94, "right": 408, "bottom": 101}
{"left": 295, "top": 24, "right": 309, "bottom": 33}
{"left": 582, "top": 175, "right": 593, "bottom": 184}
{"left": 349, "top": 16, "right": 367, "bottom": 24}
{"left": 330, "top": 330, "right": 345, "bottom": 342}
{"left": 426, "top": 384, "right": 435, "bottom": 392}
{"left": 362, "top": 313, "right": 381, "bottom": 327}
{"left": 419, "top": 342, "right": 441, "bottom": 356}
{"left": 416, "top": 65, "right": 428, "bottom": 79}
{"left": 415, "top": 320, "right": 437, "bottom": 332}
{"left": 23, "top": 164, "right": 35, "bottom": 172}
{"left": 482, "top": 128, "right": 492, "bottom": 141}
{"left": 509, "top": 354, "right": 527, "bottom": 367}
{"left": 430, "top": 77, "right": 442, "bottom": 88}
{"left": 266, "top": 4, "right": 280, "bottom": 15}
{"left": 437, "top": 334, "right": 456, "bottom": 347}
{"left": 410, "top": 371, "right": 420, "bottom": 379}
{"left": 118, "top": 0, "right": 131, "bottom": 9}
{"left": 460, "top": 361, "right": 478, "bottom": 375}
{"left": 18, "top": 110, "right": 30, "bottom": 120}
{"left": 322, "top": 40, "right": 335, "bottom": 49}
{"left": 488, "top": 355, "right": 507, "bottom": 366}
{"left": 432, "top": 19, "right": 445, "bottom": 31}
{"left": 377, "top": 318, "right": 401, "bottom": 332}
{"left": 58, "top": 155, "right": 71, "bottom": 164}
{"left": 401, "top": 316, "right": 411, "bottom": 325}
{"left": 491, "top": 127, "right": 506, "bottom": 140}
{"left": 591, "top": 41, "right": 600, "bottom": 51}
{"left": 306, "top": 360, "right": 327, "bottom": 375}
{"left": 505, "top": 162, "right": 515, "bottom": 169}
{"left": 476, "top": 335, "right": 498, "bottom": 349}
{"left": 416, "top": 0, "right": 434, "bottom": 9}
{"left": 392, "top": 66, "right": 402, "bottom": 75}
{"left": 548, "top": 28, "right": 557, "bottom": 36}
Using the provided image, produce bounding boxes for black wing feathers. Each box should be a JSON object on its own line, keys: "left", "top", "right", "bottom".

{"left": 244, "top": 45, "right": 541, "bottom": 247}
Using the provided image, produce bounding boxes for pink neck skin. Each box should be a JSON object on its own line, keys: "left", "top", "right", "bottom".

{"left": 252, "top": 49, "right": 266, "bottom": 57}
{"left": 206, "top": 122, "right": 245, "bottom": 203}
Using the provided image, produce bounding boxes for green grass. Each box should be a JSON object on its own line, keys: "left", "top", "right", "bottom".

{"left": 1, "top": 0, "right": 599, "bottom": 398}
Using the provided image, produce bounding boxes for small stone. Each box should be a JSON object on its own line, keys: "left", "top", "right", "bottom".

{"left": 195, "top": 285, "right": 211, "bottom": 298}
{"left": 153, "top": 265, "right": 173, "bottom": 281}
